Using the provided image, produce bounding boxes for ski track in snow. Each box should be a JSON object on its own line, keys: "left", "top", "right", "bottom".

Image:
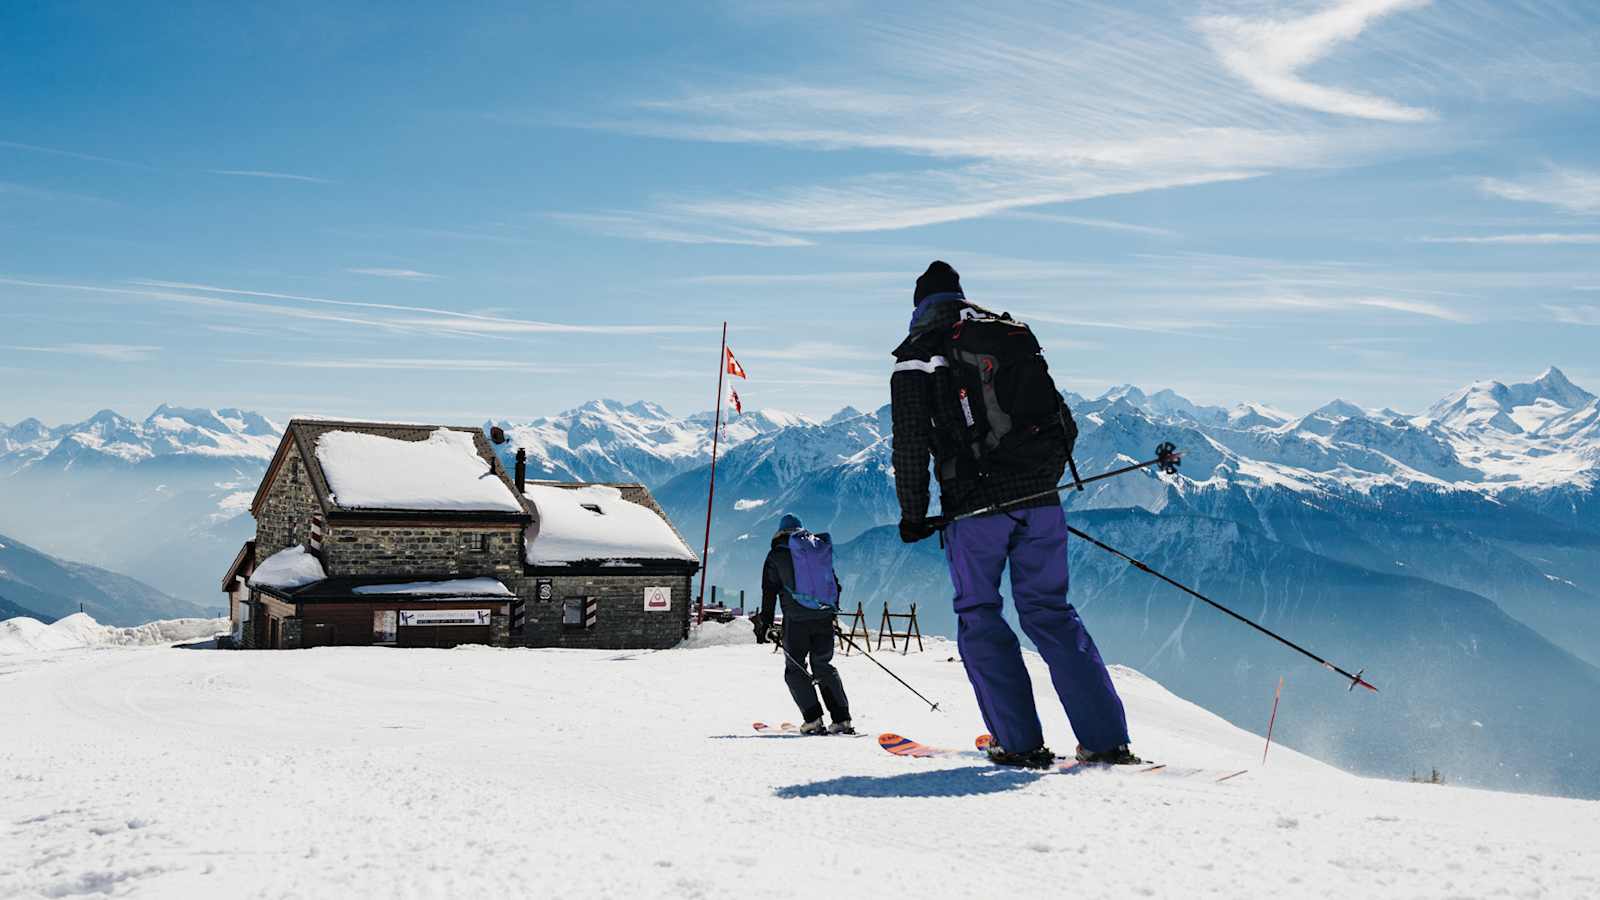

{"left": 2, "top": 638, "right": 1599, "bottom": 898}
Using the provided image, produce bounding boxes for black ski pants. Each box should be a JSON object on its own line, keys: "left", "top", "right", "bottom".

{"left": 782, "top": 617, "right": 850, "bottom": 723}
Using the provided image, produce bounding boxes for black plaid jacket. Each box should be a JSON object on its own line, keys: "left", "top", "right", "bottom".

{"left": 890, "top": 297, "right": 1067, "bottom": 521}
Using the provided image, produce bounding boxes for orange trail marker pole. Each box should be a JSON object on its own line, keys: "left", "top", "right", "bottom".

{"left": 1263, "top": 676, "right": 1284, "bottom": 765}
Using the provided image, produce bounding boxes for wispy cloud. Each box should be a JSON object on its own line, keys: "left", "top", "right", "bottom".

{"left": 1357, "top": 296, "right": 1472, "bottom": 323}
{"left": 225, "top": 357, "right": 578, "bottom": 373}
{"left": 549, "top": 211, "right": 813, "bottom": 247}
{"left": 1545, "top": 305, "right": 1600, "bottom": 326}
{"left": 0, "top": 139, "right": 146, "bottom": 167}
{"left": 1479, "top": 167, "right": 1600, "bottom": 214}
{"left": 346, "top": 267, "right": 441, "bottom": 280}
{"left": 673, "top": 271, "right": 903, "bottom": 287}
{"left": 740, "top": 341, "right": 880, "bottom": 362}
{"left": 0, "top": 276, "right": 716, "bottom": 339}
{"left": 4, "top": 342, "right": 160, "bottom": 362}
{"left": 565, "top": 2, "right": 1439, "bottom": 239}
{"left": 0, "top": 180, "right": 116, "bottom": 206}
{"left": 999, "top": 211, "right": 1180, "bottom": 238}
{"left": 1193, "top": 0, "right": 1436, "bottom": 123}
{"left": 208, "top": 169, "right": 333, "bottom": 184}
{"left": 1420, "top": 233, "right": 1600, "bottom": 245}
{"left": 135, "top": 279, "right": 721, "bottom": 334}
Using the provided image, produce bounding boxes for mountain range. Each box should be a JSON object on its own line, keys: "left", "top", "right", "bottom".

{"left": 0, "top": 405, "right": 277, "bottom": 620}
{"left": 0, "top": 531, "right": 188, "bottom": 626}
{"left": 4, "top": 369, "right": 1599, "bottom": 796}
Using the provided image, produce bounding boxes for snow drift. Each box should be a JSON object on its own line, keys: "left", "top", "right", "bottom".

{"left": 0, "top": 612, "right": 227, "bottom": 655}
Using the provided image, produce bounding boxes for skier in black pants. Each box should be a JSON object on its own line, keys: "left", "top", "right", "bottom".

{"left": 753, "top": 514, "right": 853, "bottom": 735}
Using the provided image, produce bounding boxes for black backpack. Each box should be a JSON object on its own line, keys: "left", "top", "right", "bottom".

{"left": 940, "top": 306, "right": 1080, "bottom": 479}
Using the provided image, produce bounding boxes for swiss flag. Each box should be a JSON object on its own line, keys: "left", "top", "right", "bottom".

{"left": 730, "top": 388, "right": 743, "bottom": 415}
{"left": 725, "top": 347, "right": 747, "bottom": 380}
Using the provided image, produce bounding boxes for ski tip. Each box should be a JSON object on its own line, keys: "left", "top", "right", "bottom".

{"left": 974, "top": 733, "right": 994, "bottom": 752}
{"left": 878, "top": 733, "right": 920, "bottom": 755}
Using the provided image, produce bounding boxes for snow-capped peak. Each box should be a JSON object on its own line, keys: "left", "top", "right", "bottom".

{"left": 1227, "top": 401, "right": 1292, "bottom": 430}
{"left": 1311, "top": 399, "right": 1368, "bottom": 421}
{"left": 1099, "top": 384, "right": 1148, "bottom": 406}
{"left": 2, "top": 405, "right": 282, "bottom": 473}
{"left": 1427, "top": 367, "right": 1596, "bottom": 436}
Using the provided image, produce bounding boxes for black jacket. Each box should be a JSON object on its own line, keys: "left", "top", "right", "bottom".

{"left": 760, "top": 529, "right": 842, "bottom": 624}
{"left": 890, "top": 296, "right": 1066, "bottom": 520}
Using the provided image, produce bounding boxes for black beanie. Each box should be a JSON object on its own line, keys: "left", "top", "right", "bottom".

{"left": 914, "top": 260, "right": 963, "bottom": 303}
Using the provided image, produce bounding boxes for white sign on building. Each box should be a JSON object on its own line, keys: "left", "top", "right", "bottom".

{"left": 643, "top": 586, "right": 672, "bottom": 612}
{"left": 400, "top": 609, "right": 491, "bottom": 627}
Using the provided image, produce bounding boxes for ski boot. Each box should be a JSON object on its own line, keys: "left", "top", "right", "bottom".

{"left": 1074, "top": 743, "right": 1143, "bottom": 765}
{"left": 799, "top": 718, "right": 827, "bottom": 735}
{"left": 827, "top": 720, "right": 855, "bottom": 735}
{"left": 985, "top": 741, "right": 1056, "bottom": 769}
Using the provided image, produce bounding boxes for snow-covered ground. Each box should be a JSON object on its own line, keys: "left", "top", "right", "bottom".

{"left": 2, "top": 621, "right": 1598, "bottom": 898}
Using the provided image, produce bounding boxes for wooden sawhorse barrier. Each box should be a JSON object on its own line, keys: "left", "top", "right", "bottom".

{"left": 877, "top": 603, "right": 924, "bottom": 654}
{"left": 836, "top": 601, "right": 871, "bottom": 655}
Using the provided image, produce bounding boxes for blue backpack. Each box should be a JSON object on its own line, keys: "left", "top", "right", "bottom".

{"left": 785, "top": 530, "right": 840, "bottom": 611}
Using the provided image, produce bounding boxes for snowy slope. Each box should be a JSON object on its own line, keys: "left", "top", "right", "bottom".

{"left": 1, "top": 633, "right": 1597, "bottom": 898}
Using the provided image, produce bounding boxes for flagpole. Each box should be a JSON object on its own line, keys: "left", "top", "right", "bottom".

{"left": 696, "top": 321, "right": 728, "bottom": 625}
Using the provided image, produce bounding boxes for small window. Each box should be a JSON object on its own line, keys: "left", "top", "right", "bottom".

{"left": 461, "top": 533, "right": 487, "bottom": 553}
{"left": 563, "top": 597, "right": 596, "bottom": 631}
{"left": 373, "top": 610, "right": 397, "bottom": 643}
{"left": 579, "top": 503, "right": 604, "bottom": 515}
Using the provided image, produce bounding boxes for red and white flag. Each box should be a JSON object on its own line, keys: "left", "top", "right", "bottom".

{"left": 729, "top": 388, "right": 743, "bottom": 415}
{"left": 725, "top": 347, "right": 747, "bottom": 380}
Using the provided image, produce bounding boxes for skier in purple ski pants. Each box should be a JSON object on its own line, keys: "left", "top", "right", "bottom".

{"left": 889, "top": 261, "right": 1135, "bottom": 768}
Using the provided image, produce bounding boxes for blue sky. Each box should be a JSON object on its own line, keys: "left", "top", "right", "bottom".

{"left": 3, "top": 0, "right": 1598, "bottom": 426}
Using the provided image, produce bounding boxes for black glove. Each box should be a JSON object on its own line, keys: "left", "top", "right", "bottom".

{"left": 751, "top": 614, "right": 769, "bottom": 644}
{"left": 899, "top": 518, "right": 938, "bottom": 544}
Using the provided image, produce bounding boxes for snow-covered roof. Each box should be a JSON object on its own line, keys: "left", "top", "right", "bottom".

{"left": 351, "top": 578, "right": 512, "bottom": 597}
{"left": 524, "top": 483, "right": 698, "bottom": 567}
{"left": 248, "top": 546, "right": 326, "bottom": 590}
{"left": 315, "top": 427, "right": 524, "bottom": 512}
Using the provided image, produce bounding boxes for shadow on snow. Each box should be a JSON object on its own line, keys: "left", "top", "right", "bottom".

{"left": 775, "top": 765, "right": 1040, "bottom": 799}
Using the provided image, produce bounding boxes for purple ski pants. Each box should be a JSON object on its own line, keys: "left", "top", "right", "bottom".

{"left": 944, "top": 505, "right": 1129, "bottom": 755}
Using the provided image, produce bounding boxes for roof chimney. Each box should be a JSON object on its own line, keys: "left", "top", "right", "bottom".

{"left": 515, "top": 448, "right": 526, "bottom": 494}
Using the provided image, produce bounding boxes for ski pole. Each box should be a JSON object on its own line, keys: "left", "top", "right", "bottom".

{"left": 773, "top": 633, "right": 820, "bottom": 687}
{"left": 833, "top": 623, "right": 942, "bottom": 712}
{"left": 931, "top": 442, "right": 1183, "bottom": 528}
{"left": 1066, "top": 524, "right": 1379, "bottom": 693}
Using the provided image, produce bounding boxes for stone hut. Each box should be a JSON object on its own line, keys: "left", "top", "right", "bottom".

{"left": 226, "top": 419, "right": 698, "bottom": 650}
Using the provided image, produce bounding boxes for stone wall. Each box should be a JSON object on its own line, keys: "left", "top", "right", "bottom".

{"left": 323, "top": 525, "right": 522, "bottom": 579}
{"left": 255, "top": 442, "right": 321, "bottom": 560}
{"left": 507, "top": 571, "right": 692, "bottom": 650}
